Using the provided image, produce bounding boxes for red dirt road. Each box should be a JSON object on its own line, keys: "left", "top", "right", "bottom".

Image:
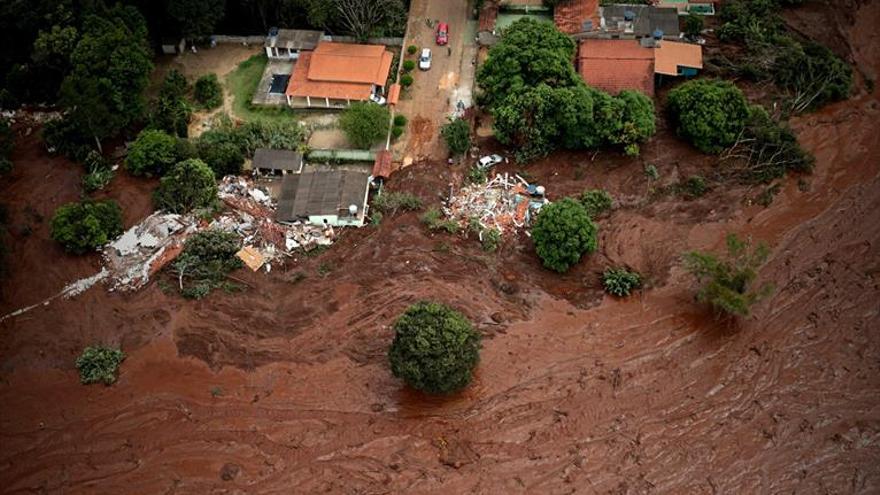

{"left": 1, "top": 2, "right": 879, "bottom": 493}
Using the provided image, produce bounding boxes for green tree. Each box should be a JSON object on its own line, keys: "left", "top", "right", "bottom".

{"left": 339, "top": 101, "right": 390, "bottom": 149}
{"left": 168, "top": 0, "right": 226, "bottom": 42}
{"left": 579, "top": 189, "right": 612, "bottom": 217}
{"left": 683, "top": 233, "right": 774, "bottom": 317}
{"left": 193, "top": 73, "right": 223, "bottom": 109}
{"left": 440, "top": 117, "right": 471, "bottom": 155}
{"left": 683, "top": 13, "right": 704, "bottom": 39}
{"left": 171, "top": 229, "right": 243, "bottom": 299}
{"left": 616, "top": 90, "right": 656, "bottom": 155}
{"left": 477, "top": 18, "right": 580, "bottom": 108}
{"left": 531, "top": 198, "right": 598, "bottom": 273}
{"left": 51, "top": 200, "right": 123, "bottom": 254}
{"left": 59, "top": 5, "right": 153, "bottom": 152}
{"left": 388, "top": 301, "right": 481, "bottom": 394}
{"left": 773, "top": 41, "right": 852, "bottom": 111}
{"left": 76, "top": 346, "right": 125, "bottom": 385}
{"left": 150, "top": 69, "right": 192, "bottom": 137}
{"left": 667, "top": 79, "right": 751, "bottom": 154}
{"left": 153, "top": 158, "right": 218, "bottom": 213}
{"left": 197, "top": 140, "right": 244, "bottom": 178}
{"left": 126, "top": 129, "right": 180, "bottom": 177}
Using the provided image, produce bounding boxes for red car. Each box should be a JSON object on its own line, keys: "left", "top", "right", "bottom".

{"left": 436, "top": 23, "right": 449, "bottom": 45}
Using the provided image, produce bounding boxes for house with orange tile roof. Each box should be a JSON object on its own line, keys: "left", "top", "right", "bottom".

{"left": 577, "top": 38, "right": 703, "bottom": 96}
{"left": 285, "top": 42, "right": 394, "bottom": 109}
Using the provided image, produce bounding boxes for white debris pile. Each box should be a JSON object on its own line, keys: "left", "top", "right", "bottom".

{"left": 444, "top": 173, "right": 549, "bottom": 235}
{"left": 102, "top": 212, "right": 198, "bottom": 291}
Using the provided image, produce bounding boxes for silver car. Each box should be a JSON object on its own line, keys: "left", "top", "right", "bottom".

{"left": 419, "top": 48, "right": 432, "bottom": 70}
{"left": 477, "top": 154, "right": 503, "bottom": 170}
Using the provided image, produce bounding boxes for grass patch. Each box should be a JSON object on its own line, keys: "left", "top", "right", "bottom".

{"left": 226, "top": 54, "right": 300, "bottom": 123}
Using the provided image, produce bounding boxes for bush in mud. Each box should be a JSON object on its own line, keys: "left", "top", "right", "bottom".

{"left": 388, "top": 301, "right": 481, "bottom": 394}
{"left": 481, "top": 228, "right": 501, "bottom": 252}
{"left": 153, "top": 158, "right": 218, "bottom": 214}
{"left": 441, "top": 117, "right": 471, "bottom": 156}
{"left": 773, "top": 41, "right": 852, "bottom": 111}
{"left": 531, "top": 198, "right": 597, "bottom": 273}
{"left": 680, "top": 175, "right": 708, "bottom": 199}
{"left": 81, "top": 150, "right": 115, "bottom": 193}
{"left": 372, "top": 191, "right": 423, "bottom": 215}
{"left": 421, "top": 207, "right": 459, "bottom": 234}
{"left": 76, "top": 346, "right": 125, "bottom": 385}
{"left": 602, "top": 268, "right": 642, "bottom": 297}
{"left": 126, "top": 129, "right": 180, "bottom": 177}
{"left": 339, "top": 101, "right": 390, "bottom": 149}
{"left": 683, "top": 233, "right": 774, "bottom": 317}
{"left": 667, "top": 79, "right": 751, "bottom": 154}
{"left": 171, "top": 229, "right": 243, "bottom": 299}
{"left": 51, "top": 199, "right": 123, "bottom": 254}
{"left": 579, "top": 189, "right": 613, "bottom": 217}
{"left": 193, "top": 73, "right": 223, "bottom": 110}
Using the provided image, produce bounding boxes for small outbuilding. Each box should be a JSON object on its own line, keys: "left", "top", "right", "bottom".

{"left": 252, "top": 148, "right": 303, "bottom": 176}
{"left": 265, "top": 29, "right": 323, "bottom": 59}
{"left": 372, "top": 150, "right": 393, "bottom": 185}
{"left": 276, "top": 169, "right": 371, "bottom": 227}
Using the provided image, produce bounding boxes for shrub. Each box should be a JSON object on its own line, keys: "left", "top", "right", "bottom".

{"left": 196, "top": 140, "right": 244, "bottom": 178}
{"left": 681, "top": 175, "right": 708, "bottom": 198}
{"left": 339, "top": 102, "right": 391, "bottom": 149}
{"left": 126, "top": 129, "right": 180, "bottom": 177}
{"left": 153, "top": 158, "right": 218, "bottom": 213}
{"left": 82, "top": 150, "right": 114, "bottom": 193}
{"left": 667, "top": 79, "right": 751, "bottom": 154}
{"left": 602, "top": 268, "right": 641, "bottom": 297}
{"left": 683, "top": 233, "right": 774, "bottom": 317}
{"left": 481, "top": 228, "right": 501, "bottom": 252}
{"left": 391, "top": 125, "right": 404, "bottom": 139}
{"left": 531, "top": 198, "right": 598, "bottom": 273}
{"left": 51, "top": 200, "right": 123, "bottom": 254}
{"left": 149, "top": 69, "right": 192, "bottom": 137}
{"left": 171, "top": 229, "right": 243, "bottom": 299}
{"left": 393, "top": 114, "right": 408, "bottom": 127}
{"left": 441, "top": 117, "right": 471, "bottom": 156}
{"left": 421, "top": 207, "right": 459, "bottom": 233}
{"left": 372, "top": 191, "right": 423, "bottom": 214}
{"left": 402, "top": 60, "right": 416, "bottom": 72}
{"left": 42, "top": 117, "right": 94, "bottom": 162}
{"left": 400, "top": 74, "right": 414, "bottom": 87}
{"left": 407, "top": 44, "right": 418, "bottom": 55}
{"left": 467, "top": 166, "right": 487, "bottom": 184}
{"left": 579, "top": 189, "right": 613, "bottom": 217}
{"left": 76, "top": 346, "right": 125, "bottom": 385}
{"left": 193, "top": 73, "right": 223, "bottom": 109}
{"left": 388, "top": 301, "right": 481, "bottom": 394}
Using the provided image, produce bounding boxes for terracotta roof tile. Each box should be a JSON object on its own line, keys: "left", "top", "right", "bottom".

{"left": 577, "top": 39, "right": 655, "bottom": 96}
{"left": 372, "top": 150, "right": 393, "bottom": 180}
{"left": 555, "top": 0, "right": 600, "bottom": 34}
{"left": 654, "top": 40, "right": 703, "bottom": 75}
{"left": 308, "top": 42, "right": 392, "bottom": 86}
{"left": 286, "top": 52, "right": 373, "bottom": 101}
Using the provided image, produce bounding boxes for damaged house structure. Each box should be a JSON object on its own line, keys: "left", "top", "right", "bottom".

{"left": 276, "top": 169, "right": 371, "bottom": 227}
{"left": 252, "top": 148, "right": 304, "bottom": 176}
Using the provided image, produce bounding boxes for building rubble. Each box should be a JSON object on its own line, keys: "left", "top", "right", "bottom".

{"left": 102, "top": 212, "right": 198, "bottom": 291}
{"left": 444, "top": 173, "right": 549, "bottom": 236}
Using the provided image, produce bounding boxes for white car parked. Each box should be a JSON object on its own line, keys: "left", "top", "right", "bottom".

{"left": 369, "top": 93, "right": 386, "bottom": 105}
{"left": 419, "top": 48, "right": 432, "bottom": 70}
{"left": 477, "top": 154, "right": 503, "bottom": 170}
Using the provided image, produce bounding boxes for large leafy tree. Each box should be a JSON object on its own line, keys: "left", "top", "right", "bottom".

{"left": 126, "top": 129, "right": 181, "bottom": 177}
{"left": 339, "top": 102, "right": 390, "bottom": 149}
{"left": 153, "top": 159, "right": 218, "bottom": 213}
{"left": 168, "top": 0, "right": 226, "bottom": 42}
{"left": 667, "top": 79, "right": 751, "bottom": 154}
{"left": 51, "top": 200, "right": 124, "bottom": 254}
{"left": 388, "top": 301, "right": 481, "bottom": 394}
{"left": 477, "top": 18, "right": 580, "bottom": 108}
{"left": 531, "top": 198, "right": 598, "bottom": 273}
{"left": 59, "top": 5, "right": 153, "bottom": 152}
{"left": 440, "top": 117, "right": 471, "bottom": 156}
{"left": 149, "top": 69, "right": 192, "bottom": 138}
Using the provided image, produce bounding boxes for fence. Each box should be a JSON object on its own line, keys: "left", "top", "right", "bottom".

{"left": 211, "top": 35, "right": 266, "bottom": 45}
{"left": 307, "top": 149, "right": 377, "bottom": 163}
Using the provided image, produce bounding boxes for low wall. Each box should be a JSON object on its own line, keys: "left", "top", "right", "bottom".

{"left": 325, "top": 35, "right": 405, "bottom": 46}
{"left": 307, "top": 149, "right": 377, "bottom": 163}
{"left": 211, "top": 35, "right": 266, "bottom": 45}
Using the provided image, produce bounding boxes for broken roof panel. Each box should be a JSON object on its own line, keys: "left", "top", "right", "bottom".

{"left": 554, "top": 0, "right": 600, "bottom": 34}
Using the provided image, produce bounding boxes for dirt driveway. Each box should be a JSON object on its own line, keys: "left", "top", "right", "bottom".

{"left": 395, "top": 0, "right": 476, "bottom": 163}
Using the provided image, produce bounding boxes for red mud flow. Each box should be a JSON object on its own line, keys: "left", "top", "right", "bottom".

{"left": 2, "top": 3, "right": 880, "bottom": 493}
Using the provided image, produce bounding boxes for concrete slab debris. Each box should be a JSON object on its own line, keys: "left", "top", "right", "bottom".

{"left": 237, "top": 246, "right": 266, "bottom": 271}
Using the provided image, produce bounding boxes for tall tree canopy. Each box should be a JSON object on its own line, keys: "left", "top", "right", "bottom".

{"left": 59, "top": 5, "right": 153, "bottom": 151}
{"left": 168, "top": 0, "right": 226, "bottom": 41}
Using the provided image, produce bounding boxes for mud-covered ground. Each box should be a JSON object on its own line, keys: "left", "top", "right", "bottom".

{"left": 2, "top": 2, "right": 879, "bottom": 493}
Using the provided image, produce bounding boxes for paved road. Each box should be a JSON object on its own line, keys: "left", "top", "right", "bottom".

{"left": 394, "top": 0, "right": 476, "bottom": 164}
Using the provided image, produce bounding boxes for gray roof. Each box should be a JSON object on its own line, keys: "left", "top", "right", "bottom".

{"left": 601, "top": 5, "right": 680, "bottom": 37}
{"left": 276, "top": 169, "right": 370, "bottom": 222}
{"left": 253, "top": 148, "right": 303, "bottom": 172}
{"left": 266, "top": 29, "right": 323, "bottom": 50}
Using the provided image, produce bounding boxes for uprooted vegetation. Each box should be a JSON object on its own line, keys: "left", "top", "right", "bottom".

{"left": 709, "top": 0, "right": 852, "bottom": 113}
{"left": 170, "top": 229, "right": 243, "bottom": 299}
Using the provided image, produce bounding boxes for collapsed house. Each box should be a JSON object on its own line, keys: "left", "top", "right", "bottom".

{"left": 444, "top": 173, "right": 549, "bottom": 236}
